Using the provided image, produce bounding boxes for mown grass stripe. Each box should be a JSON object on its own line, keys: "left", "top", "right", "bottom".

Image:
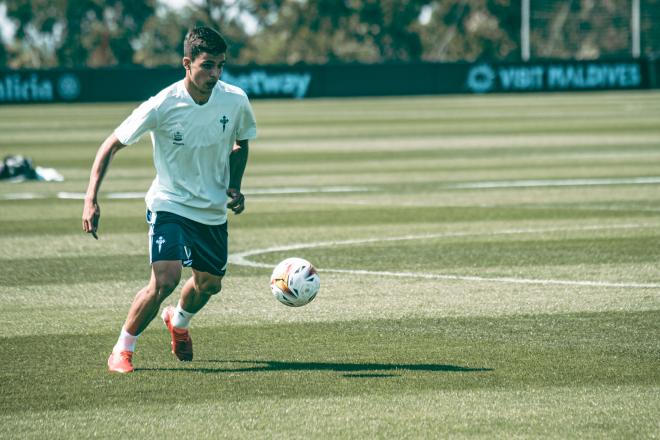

{"left": 1, "top": 92, "right": 659, "bottom": 438}
{"left": 2, "top": 205, "right": 657, "bottom": 237}
{"left": 1, "top": 312, "right": 657, "bottom": 413}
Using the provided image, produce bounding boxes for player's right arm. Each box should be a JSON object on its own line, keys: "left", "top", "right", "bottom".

{"left": 82, "top": 92, "right": 159, "bottom": 239}
{"left": 82, "top": 133, "right": 127, "bottom": 239}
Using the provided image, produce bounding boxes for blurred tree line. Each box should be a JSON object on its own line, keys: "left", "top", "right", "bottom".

{"left": 1, "top": 0, "right": 658, "bottom": 69}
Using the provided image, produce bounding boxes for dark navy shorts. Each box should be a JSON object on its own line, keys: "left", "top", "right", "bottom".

{"left": 147, "top": 210, "right": 228, "bottom": 277}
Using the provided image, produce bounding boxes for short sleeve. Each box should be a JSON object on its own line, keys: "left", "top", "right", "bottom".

{"left": 114, "top": 96, "right": 159, "bottom": 145}
{"left": 235, "top": 97, "right": 257, "bottom": 141}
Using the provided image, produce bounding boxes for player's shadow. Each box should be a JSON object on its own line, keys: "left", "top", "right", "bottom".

{"left": 138, "top": 360, "right": 493, "bottom": 376}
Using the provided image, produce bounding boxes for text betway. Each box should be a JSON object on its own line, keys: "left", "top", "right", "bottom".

{"left": 223, "top": 70, "right": 311, "bottom": 99}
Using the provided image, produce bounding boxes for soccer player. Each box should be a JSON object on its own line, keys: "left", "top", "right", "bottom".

{"left": 82, "top": 27, "right": 257, "bottom": 373}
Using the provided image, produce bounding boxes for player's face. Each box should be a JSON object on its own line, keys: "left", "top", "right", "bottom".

{"left": 184, "top": 52, "right": 226, "bottom": 96}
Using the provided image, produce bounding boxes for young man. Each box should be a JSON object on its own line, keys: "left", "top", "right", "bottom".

{"left": 82, "top": 27, "right": 257, "bottom": 373}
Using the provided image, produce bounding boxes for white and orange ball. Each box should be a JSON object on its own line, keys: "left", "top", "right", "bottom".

{"left": 270, "top": 257, "right": 320, "bottom": 307}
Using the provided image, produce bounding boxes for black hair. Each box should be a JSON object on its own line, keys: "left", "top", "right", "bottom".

{"left": 183, "top": 26, "right": 227, "bottom": 60}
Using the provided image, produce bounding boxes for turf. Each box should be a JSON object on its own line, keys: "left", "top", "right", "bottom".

{"left": 1, "top": 91, "right": 659, "bottom": 439}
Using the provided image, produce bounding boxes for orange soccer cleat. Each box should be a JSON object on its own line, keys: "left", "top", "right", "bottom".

{"left": 161, "top": 306, "right": 193, "bottom": 362}
{"left": 107, "top": 350, "right": 134, "bottom": 373}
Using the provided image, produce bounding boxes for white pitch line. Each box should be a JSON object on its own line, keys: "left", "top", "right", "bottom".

{"left": 229, "top": 223, "right": 660, "bottom": 289}
{"left": 1, "top": 192, "right": 45, "bottom": 200}
{"left": 483, "top": 203, "right": 660, "bottom": 213}
{"left": 247, "top": 186, "right": 371, "bottom": 195}
{"left": 320, "top": 269, "right": 660, "bottom": 289}
{"left": 0, "top": 186, "right": 371, "bottom": 201}
{"left": 57, "top": 192, "right": 88, "bottom": 200}
{"left": 3, "top": 176, "right": 660, "bottom": 200}
{"left": 446, "top": 176, "right": 660, "bottom": 189}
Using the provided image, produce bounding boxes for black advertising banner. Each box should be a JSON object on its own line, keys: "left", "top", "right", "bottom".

{"left": 0, "top": 68, "right": 180, "bottom": 104}
{"left": 0, "top": 59, "right": 652, "bottom": 104}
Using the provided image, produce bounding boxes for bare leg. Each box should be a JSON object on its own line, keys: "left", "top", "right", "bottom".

{"left": 178, "top": 269, "right": 223, "bottom": 314}
{"left": 159, "top": 270, "right": 222, "bottom": 361}
{"left": 123, "top": 260, "right": 182, "bottom": 335}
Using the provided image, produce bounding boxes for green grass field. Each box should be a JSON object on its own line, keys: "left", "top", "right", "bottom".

{"left": 1, "top": 91, "right": 659, "bottom": 439}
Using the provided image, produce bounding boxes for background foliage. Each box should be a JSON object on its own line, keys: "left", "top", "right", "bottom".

{"left": 1, "top": 0, "right": 659, "bottom": 68}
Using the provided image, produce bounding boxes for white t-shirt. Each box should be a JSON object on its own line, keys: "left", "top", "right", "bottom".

{"left": 114, "top": 79, "right": 257, "bottom": 225}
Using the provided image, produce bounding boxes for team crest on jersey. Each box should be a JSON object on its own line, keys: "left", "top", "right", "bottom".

{"left": 172, "top": 123, "right": 185, "bottom": 145}
{"left": 172, "top": 131, "right": 184, "bottom": 145}
{"left": 220, "top": 115, "right": 229, "bottom": 132}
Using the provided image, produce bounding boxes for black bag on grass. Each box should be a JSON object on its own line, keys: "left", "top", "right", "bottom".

{"left": 0, "top": 155, "right": 38, "bottom": 181}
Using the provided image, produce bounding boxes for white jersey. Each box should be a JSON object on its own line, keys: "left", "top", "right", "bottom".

{"left": 114, "top": 79, "right": 257, "bottom": 225}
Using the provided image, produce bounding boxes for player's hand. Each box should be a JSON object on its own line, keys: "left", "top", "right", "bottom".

{"left": 82, "top": 199, "right": 100, "bottom": 239}
{"left": 226, "top": 188, "right": 245, "bottom": 215}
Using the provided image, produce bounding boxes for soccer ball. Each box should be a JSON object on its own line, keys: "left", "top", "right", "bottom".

{"left": 270, "top": 257, "right": 320, "bottom": 307}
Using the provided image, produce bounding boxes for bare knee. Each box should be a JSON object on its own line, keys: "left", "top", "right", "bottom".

{"left": 154, "top": 275, "right": 180, "bottom": 297}
{"left": 151, "top": 262, "right": 182, "bottom": 299}
{"left": 194, "top": 276, "right": 222, "bottom": 296}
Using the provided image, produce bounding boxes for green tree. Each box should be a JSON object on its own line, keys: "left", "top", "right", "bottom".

{"left": 0, "top": 38, "right": 7, "bottom": 68}
{"left": 240, "top": 0, "right": 429, "bottom": 64}
{"left": 4, "top": 0, "right": 156, "bottom": 68}
{"left": 133, "top": 0, "right": 254, "bottom": 67}
{"left": 133, "top": 9, "right": 188, "bottom": 68}
{"left": 58, "top": 0, "right": 156, "bottom": 67}
{"left": 418, "top": 0, "right": 519, "bottom": 62}
{"left": 3, "top": 0, "right": 67, "bottom": 67}
{"left": 3, "top": 0, "right": 658, "bottom": 69}
{"left": 530, "top": 0, "right": 631, "bottom": 59}
{"left": 641, "top": 0, "right": 660, "bottom": 57}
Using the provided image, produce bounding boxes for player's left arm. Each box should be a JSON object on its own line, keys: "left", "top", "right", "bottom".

{"left": 227, "top": 139, "right": 249, "bottom": 214}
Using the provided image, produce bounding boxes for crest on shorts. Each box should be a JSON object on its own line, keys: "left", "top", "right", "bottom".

{"left": 156, "top": 236, "right": 166, "bottom": 253}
